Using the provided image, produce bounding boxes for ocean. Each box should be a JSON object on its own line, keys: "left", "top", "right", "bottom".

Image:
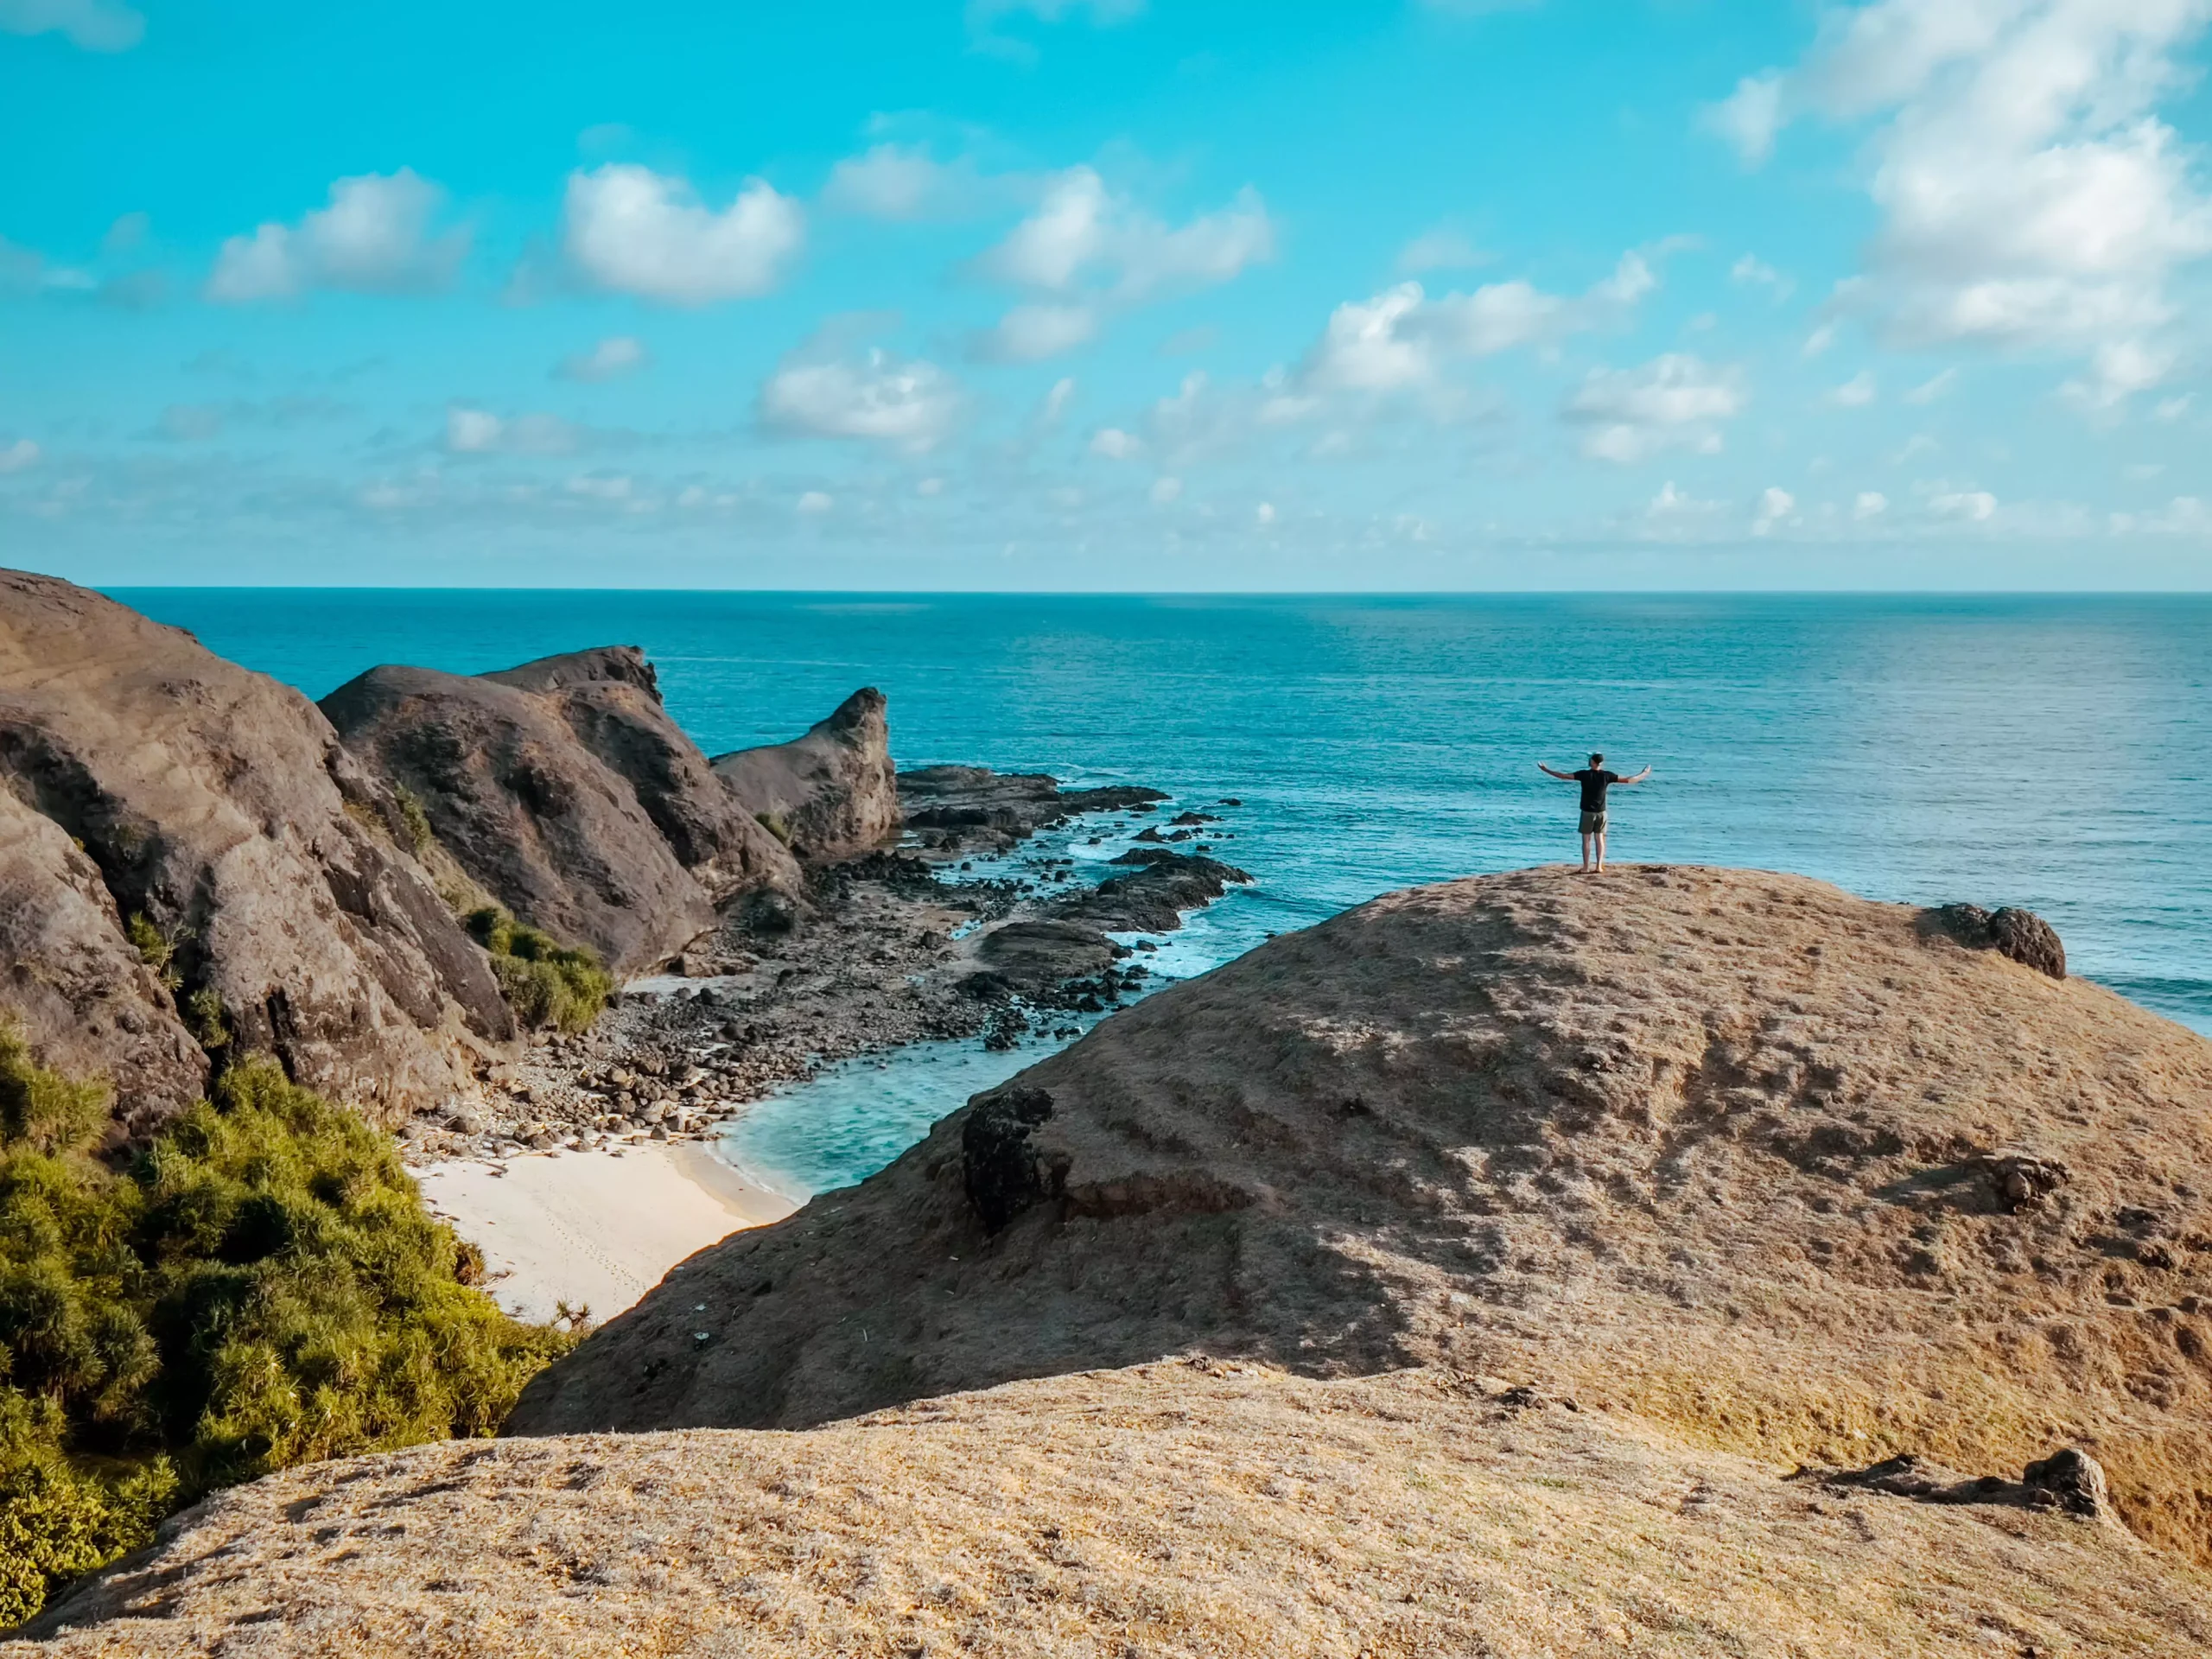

{"left": 118, "top": 589, "right": 2212, "bottom": 1195}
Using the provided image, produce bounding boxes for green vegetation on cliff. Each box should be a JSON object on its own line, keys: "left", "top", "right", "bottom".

{"left": 464, "top": 906, "right": 615, "bottom": 1034}
{"left": 0, "top": 1028, "right": 570, "bottom": 1626}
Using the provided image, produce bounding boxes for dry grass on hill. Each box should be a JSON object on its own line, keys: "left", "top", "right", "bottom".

{"left": 512, "top": 867, "right": 2212, "bottom": 1566}
{"left": 16, "top": 1362, "right": 2210, "bottom": 1658}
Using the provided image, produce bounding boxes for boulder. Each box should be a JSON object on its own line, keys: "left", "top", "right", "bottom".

{"left": 482, "top": 647, "right": 798, "bottom": 904}
{"left": 321, "top": 664, "right": 719, "bottom": 976}
{"left": 0, "top": 570, "right": 511, "bottom": 1128}
{"left": 1929, "top": 902, "right": 2067, "bottom": 979}
{"left": 896, "top": 765, "right": 1167, "bottom": 853}
{"left": 508, "top": 865, "right": 2212, "bottom": 1567}
{"left": 713, "top": 688, "right": 898, "bottom": 862}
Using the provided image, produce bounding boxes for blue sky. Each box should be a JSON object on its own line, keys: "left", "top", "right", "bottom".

{"left": 5, "top": 0, "right": 2212, "bottom": 589}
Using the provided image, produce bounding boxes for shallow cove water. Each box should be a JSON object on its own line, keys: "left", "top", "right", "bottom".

{"left": 120, "top": 590, "right": 2212, "bottom": 1196}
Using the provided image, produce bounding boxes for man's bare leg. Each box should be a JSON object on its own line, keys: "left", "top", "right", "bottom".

{"left": 1594, "top": 827, "right": 1607, "bottom": 873}
{"left": 1579, "top": 831, "right": 1595, "bottom": 873}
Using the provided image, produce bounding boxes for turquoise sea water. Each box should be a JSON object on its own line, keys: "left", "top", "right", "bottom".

{"left": 119, "top": 590, "right": 2212, "bottom": 1194}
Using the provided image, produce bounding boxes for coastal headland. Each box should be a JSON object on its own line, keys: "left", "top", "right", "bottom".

{"left": 3, "top": 569, "right": 2210, "bottom": 1653}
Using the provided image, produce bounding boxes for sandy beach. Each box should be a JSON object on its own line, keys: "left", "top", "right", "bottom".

{"left": 415, "top": 1142, "right": 798, "bottom": 1325}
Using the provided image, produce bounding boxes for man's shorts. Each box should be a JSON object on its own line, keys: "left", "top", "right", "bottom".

{"left": 1580, "top": 810, "right": 1608, "bottom": 835}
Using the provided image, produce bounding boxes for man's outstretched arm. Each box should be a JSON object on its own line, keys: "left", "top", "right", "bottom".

{"left": 1537, "top": 762, "right": 1575, "bottom": 779}
{"left": 1617, "top": 765, "right": 1654, "bottom": 785}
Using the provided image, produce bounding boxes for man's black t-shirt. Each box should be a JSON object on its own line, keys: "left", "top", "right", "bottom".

{"left": 1572, "top": 768, "right": 1619, "bottom": 813}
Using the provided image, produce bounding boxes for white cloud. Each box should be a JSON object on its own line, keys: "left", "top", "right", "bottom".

{"left": 0, "top": 438, "right": 40, "bottom": 474}
{"left": 557, "top": 335, "right": 649, "bottom": 382}
{"left": 0, "top": 0, "right": 142, "bottom": 51}
{"left": 1730, "top": 253, "right": 1794, "bottom": 298}
{"left": 1930, "top": 488, "right": 1999, "bottom": 521}
{"left": 1752, "top": 486, "right": 1798, "bottom": 534}
{"left": 917, "top": 476, "right": 945, "bottom": 496}
{"left": 1148, "top": 475, "right": 1183, "bottom": 505}
{"left": 823, "top": 144, "right": 986, "bottom": 220}
{"left": 1854, "top": 489, "right": 1890, "bottom": 518}
{"left": 1563, "top": 353, "right": 1747, "bottom": 462}
{"left": 1826, "top": 370, "right": 1878, "bottom": 407}
{"left": 1704, "top": 71, "right": 1786, "bottom": 165}
{"left": 157, "top": 404, "right": 223, "bottom": 442}
{"left": 444, "top": 407, "right": 582, "bottom": 455}
{"left": 1255, "top": 501, "right": 1275, "bottom": 524}
{"left": 1903, "top": 367, "right": 1957, "bottom": 404}
{"left": 207, "top": 170, "right": 467, "bottom": 302}
{"left": 796, "top": 490, "right": 834, "bottom": 514}
{"left": 1397, "top": 226, "right": 1488, "bottom": 273}
{"left": 1089, "top": 426, "right": 1141, "bottom": 459}
{"left": 565, "top": 474, "right": 632, "bottom": 502}
{"left": 2155, "top": 392, "right": 2193, "bottom": 420}
{"left": 976, "top": 301, "right": 1098, "bottom": 362}
{"left": 980, "top": 167, "right": 1274, "bottom": 301}
{"left": 1721, "top": 0, "right": 2212, "bottom": 403}
{"left": 1299, "top": 251, "right": 1659, "bottom": 395}
{"left": 760, "top": 346, "right": 961, "bottom": 449}
{"left": 2063, "top": 338, "right": 2175, "bottom": 410}
{"left": 1039, "top": 377, "right": 1077, "bottom": 426}
{"left": 563, "top": 164, "right": 802, "bottom": 305}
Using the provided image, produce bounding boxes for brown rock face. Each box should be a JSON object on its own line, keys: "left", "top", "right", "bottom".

{"left": 712, "top": 687, "right": 898, "bottom": 862}
{"left": 508, "top": 865, "right": 2212, "bottom": 1567}
{"left": 0, "top": 790, "right": 207, "bottom": 1132}
{"left": 321, "top": 663, "right": 717, "bottom": 976}
{"left": 482, "top": 647, "right": 799, "bottom": 905}
{"left": 0, "top": 570, "right": 511, "bottom": 1128}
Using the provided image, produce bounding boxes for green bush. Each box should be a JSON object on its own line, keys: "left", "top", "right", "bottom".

{"left": 391, "top": 785, "right": 435, "bottom": 859}
{"left": 463, "top": 907, "right": 613, "bottom": 1035}
{"left": 0, "top": 1036, "right": 570, "bottom": 1626}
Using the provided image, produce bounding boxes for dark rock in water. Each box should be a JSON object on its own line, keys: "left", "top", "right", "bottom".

{"left": 1170, "top": 811, "right": 1219, "bottom": 826}
{"left": 895, "top": 766, "right": 1167, "bottom": 855}
{"left": 0, "top": 571, "right": 514, "bottom": 1130}
{"left": 976, "top": 919, "right": 1117, "bottom": 995}
{"left": 962, "top": 1085, "right": 1061, "bottom": 1232}
{"left": 1928, "top": 903, "right": 2066, "bottom": 980}
{"left": 714, "top": 689, "right": 898, "bottom": 864}
{"left": 1133, "top": 826, "right": 1166, "bottom": 844}
{"left": 485, "top": 647, "right": 799, "bottom": 905}
{"left": 981, "top": 1006, "right": 1030, "bottom": 1052}
{"left": 322, "top": 661, "right": 718, "bottom": 976}
{"left": 957, "top": 969, "right": 1016, "bottom": 1003}
{"left": 1062, "top": 852, "right": 1254, "bottom": 935}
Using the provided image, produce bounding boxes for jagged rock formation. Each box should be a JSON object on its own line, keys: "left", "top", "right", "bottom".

{"left": 0, "top": 571, "right": 511, "bottom": 1130}
{"left": 481, "top": 648, "right": 798, "bottom": 906}
{"left": 509, "top": 866, "right": 2212, "bottom": 1567}
{"left": 16, "top": 1363, "right": 2209, "bottom": 1656}
{"left": 322, "top": 651, "right": 798, "bottom": 976}
{"left": 0, "top": 790, "right": 207, "bottom": 1127}
{"left": 712, "top": 689, "right": 897, "bottom": 862}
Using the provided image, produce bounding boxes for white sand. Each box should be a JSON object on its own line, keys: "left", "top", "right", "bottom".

{"left": 415, "top": 1142, "right": 798, "bottom": 1325}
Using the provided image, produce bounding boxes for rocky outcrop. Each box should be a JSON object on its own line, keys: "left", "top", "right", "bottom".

{"left": 482, "top": 648, "right": 798, "bottom": 905}
{"left": 324, "top": 664, "right": 718, "bottom": 977}
{"left": 897, "top": 765, "right": 1167, "bottom": 855}
{"left": 21, "top": 1363, "right": 2212, "bottom": 1658}
{"left": 0, "top": 570, "right": 511, "bottom": 1129}
{"left": 1929, "top": 901, "right": 2067, "bottom": 978}
{"left": 712, "top": 689, "right": 897, "bottom": 862}
{"left": 0, "top": 790, "right": 207, "bottom": 1130}
{"left": 508, "top": 865, "right": 2212, "bottom": 1567}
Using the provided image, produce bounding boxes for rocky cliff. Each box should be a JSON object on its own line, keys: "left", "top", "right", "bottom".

{"left": 712, "top": 688, "right": 898, "bottom": 862}
{"left": 508, "top": 865, "right": 2212, "bottom": 1566}
{"left": 0, "top": 571, "right": 511, "bottom": 1129}
{"left": 322, "top": 651, "right": 798, "bottom": 976}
